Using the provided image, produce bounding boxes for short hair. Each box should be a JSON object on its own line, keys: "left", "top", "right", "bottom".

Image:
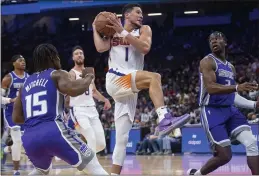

{"left": 72, "top": 45, "right": 83, "bottom": 55}
{"left": 11, "top": 55, "right": 23, "bottom": 62}
{"left": 122, "top": 3, "right": 141, "bottom": 18}
{"left": 208, "top": 31, "right": 227, "bottom": 43}
{"left": 33, "top": 43, "right": 59, "bottom": 72}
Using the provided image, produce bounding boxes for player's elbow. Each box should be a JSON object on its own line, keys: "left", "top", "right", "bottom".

{"left": 206, "top": 86, "right": 217, "bottom": 94}
{"left": 96, "top": 48, "right": 107, "bottom": 53}
{"left": 141, "top": 47, "right": 150, "bottom": 55}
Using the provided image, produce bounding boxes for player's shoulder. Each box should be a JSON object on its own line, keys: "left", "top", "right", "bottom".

{"left": 2, "top": 73, "right": 12, "bottom": 81}
{"left": 1, "top": 73, "right": 12, "bottom": 87}
{"left": 140, "top": 25, "right": 152, "bottom": 33}
{"left": 200, "top": 55, "right": 216, "bottom": 69}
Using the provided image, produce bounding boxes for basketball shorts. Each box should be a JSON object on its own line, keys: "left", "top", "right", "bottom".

{"left": 3, "top": 108, "right": 24, "bottom": 131}
{"left": 106, "top": 68, "right": 139, "bottom": 122}
{"left": 69, "top": 106, "right": 99, "bottom": 130}
{"left": 22, "top": 119, "right": 94, "bottom": 172}
{"left": 200, "top": 105, "right": 250, "bottom": 151}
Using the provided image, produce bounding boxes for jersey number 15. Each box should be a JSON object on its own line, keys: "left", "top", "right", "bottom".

{"left": 25, "top": 91, "right": 47, "bottom": 118}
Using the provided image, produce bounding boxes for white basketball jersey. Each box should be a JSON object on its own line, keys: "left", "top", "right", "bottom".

{"left": 69, "top": 69, "right": 95, "bottom": 107}
{"left": 109, "top": 29, "right": 144, "bottom": 73}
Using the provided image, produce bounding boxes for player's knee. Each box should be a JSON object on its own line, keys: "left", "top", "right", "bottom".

{"left": 244, "top": 136, "right": 259, "bottom": 156}
{"left": 219, "top": 152, "right": 232, "bottom": 164}
{"left": 96, "top": 140, "right": 106, "bottom": 152}
{"left": 10, "top": 127, "right": 22, "bottom": 143}
{"left": 116, "top": 133, "right": 129, "bottom": 149}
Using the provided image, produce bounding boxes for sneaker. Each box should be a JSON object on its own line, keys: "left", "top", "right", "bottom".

{"left": 13, "top": 171, "right": 20, "bottom": 175}
{"left": 158, "top": 113, "right": 190, "bottom": 136}
{"left": 187, "top": 169, "right": 197, "bottom": 175}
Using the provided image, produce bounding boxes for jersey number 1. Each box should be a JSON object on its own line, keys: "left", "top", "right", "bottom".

{"left": 125, "top": 47, "right": 129, "bottom": 62}
{"left": 25, "top": 91, "right": 47, "bottom": 118}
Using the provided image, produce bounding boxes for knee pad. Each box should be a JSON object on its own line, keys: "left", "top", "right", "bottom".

{"left": 237, "top": 130, "right": 259, "bottom": 156}
{"left": 10, "top": 126, "right": 22, "bottom": 143}
{"left": 116, "top": 132, "right": 129, "bottom": 149}
{"left": 96, "top": 139, "right": 106, "bottom": 153}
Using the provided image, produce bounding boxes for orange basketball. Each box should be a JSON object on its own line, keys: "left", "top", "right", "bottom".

{"left": 95, "top": 12, "right": 116, "bottom": 37}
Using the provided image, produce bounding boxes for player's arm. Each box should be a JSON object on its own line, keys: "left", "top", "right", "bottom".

{"left": 92, "top": 14, "right": 111, "bottom": 53}
{"left": 12, "top": 89, "right": 24, "bottom": 124}
{"left": 63, "top": 70, "right": 76, "bottom": 108}
{"left": 51, "top": 70, "right": 94, "bottom": 97}
{"left": 1, "top": 74, "right": 15, "bottom": 104}
{"left": 106, "top": 15, "right": 152, "bottom": 55}
{"left": 92, "top": 82, "right": 106, "bottom": 102}
{"left": 201, "top": 57, "right": 257, "bottom": 94}
{"left": 229, "top": 64, "right": 257, "bottom": 109}
{"left": 201, "top": 57, "right": 238, "bottom": 94}
{"left": 124, "top": 25, "right": 152, "bottom": 55}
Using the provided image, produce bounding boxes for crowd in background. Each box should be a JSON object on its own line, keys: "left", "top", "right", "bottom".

{"left": 1, "top": 16, "right": 258, "bottom": 155}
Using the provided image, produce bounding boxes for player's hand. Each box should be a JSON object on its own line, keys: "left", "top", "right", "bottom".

{"left": 10, "top": 97, "right": 17, "bottom": 103}
{"left": 80, "top": 67, "right": 95, "bottom": 79}
{"left": 106, "top": 13, "right": 124, "bottom": 34}
{"left": 103, "top": 98, "right": 111, "bottom": 110}
{"left": 237, "top": 82, "right": 258, "bottom": 92}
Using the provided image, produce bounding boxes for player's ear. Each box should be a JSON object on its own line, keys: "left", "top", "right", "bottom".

{"left": 125, "top": 12, "right": 130, "bottom": 19}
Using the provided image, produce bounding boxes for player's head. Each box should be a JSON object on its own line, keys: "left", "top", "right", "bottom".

{"left": 122, "top": 3, "right": 143, "bottom": 28}
{"left": 33, "top": 43, "right": 61, "bottom": 72}
{"left": 208, "top": 31, "right": 227, "bottom": 53}
{"left": 12, "top": 55, "right": 26, "bottom": 70}
{"left": 72, "top": 45, "right": 84, "bottom": 66}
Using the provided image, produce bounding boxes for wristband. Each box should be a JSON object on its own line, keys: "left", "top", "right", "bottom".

{"left": 120, "top": 29, "right": 129, "bottom": 37}
{"left": 235, "top": 85, "right": 238, "bottom": 92}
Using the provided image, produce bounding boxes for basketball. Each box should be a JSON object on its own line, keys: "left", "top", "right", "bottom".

{"left": 95, "top": 12, "right": 116, "bottom": 37}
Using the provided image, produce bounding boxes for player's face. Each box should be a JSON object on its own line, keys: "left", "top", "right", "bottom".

{"left": 73, "top": 49, "right": 84, "bottom": 65}
{"left": 209, "top": 34, "right": 226, "bottom": 53}
{"left": 13, "top": 58, "right": 26, "bottom": 70}
{"left": 126, "top": 7, "right": 143, "bottom": 28}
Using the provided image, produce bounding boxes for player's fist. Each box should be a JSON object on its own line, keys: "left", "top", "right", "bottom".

{"left": 80, "top": 67, "right": 95, "bottom": 79}
{"left": 237, "top": 82, "right": 258, "bottom": 92}
{"left": 10, "top": 97, "right": 17, "bottom": 103}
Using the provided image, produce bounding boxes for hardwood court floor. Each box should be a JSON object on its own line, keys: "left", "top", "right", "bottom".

{"left": 1, "top": 154, "right": 251, "bottom": 175}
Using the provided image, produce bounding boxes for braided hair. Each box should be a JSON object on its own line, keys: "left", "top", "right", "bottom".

{"left": 33, "top": 43, "right": 59, "bottom": 72}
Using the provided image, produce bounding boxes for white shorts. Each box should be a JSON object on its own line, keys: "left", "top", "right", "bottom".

{"left": 70, "top": 106, "right": 99, "bottom": 130}
{"left": 106, "top": 69, "right": 139, "bottom": 122}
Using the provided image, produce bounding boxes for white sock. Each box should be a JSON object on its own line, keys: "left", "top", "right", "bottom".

{"left": 195, "top": 169, "right": 202, "bottom": 175}
{"left": 13, "top": 170, "right": 19, "bottom": 174}
{"left": 83, "top": 155, "right": 108, "bottom": 175}
{"left": 156, "top": 106, "right": 169, "bottom": 122}
{"left": 111, "top": 173, "right": 119, "bottom": 175}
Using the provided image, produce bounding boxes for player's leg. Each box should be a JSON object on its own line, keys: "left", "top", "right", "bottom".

{"left": 90, "top": 116, "right": 106, "bottom": 153}
{"left": 111, "top": 114, "right": 133, "bottom": 175}
{"left": 10, "top": 126, "right": 22, "bottom": 175}
{"left": 228, "top": 108, "right": 259, "bottom": 175}
{"left": 22, "top": 129, "right": 53, "bottom": 175}
{"left": 64, "top": 111, "right": 108, "bottom": 175}
{"left": 187, "top": 107, "right": 232, "bottom": 175}
{"left": 134, "top": 70, "right": 190, "bottom": 135}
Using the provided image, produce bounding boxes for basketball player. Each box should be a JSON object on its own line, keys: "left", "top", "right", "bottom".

{"left": 67, "top": 46, "right": 111, "bottom": 173}
{"left": 187, "top": 31, "right": 259, "bottom": 175}
{"left": 1, "top": 55, "right": 29, "bottom": 175}
{"left": 12, "top": 44, "right": 108, "bottom": 175}
{"left": 93, "top": 3, "right": 190, "bottom": 174}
